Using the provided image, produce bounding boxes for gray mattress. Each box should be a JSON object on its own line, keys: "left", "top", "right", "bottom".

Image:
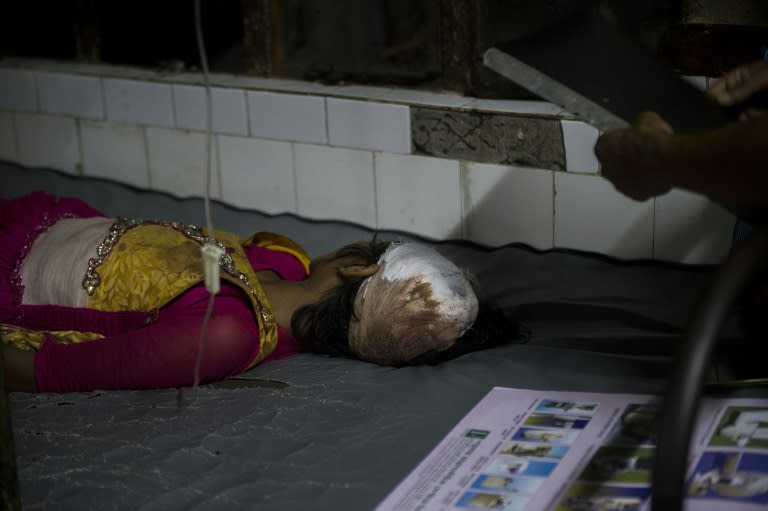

{"left": 0, "top": 161, "right": 756, "bottom": 510}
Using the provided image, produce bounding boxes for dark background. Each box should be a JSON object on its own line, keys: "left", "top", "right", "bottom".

{"left": 1, "top": 0, "right": 766, "bottom": 98}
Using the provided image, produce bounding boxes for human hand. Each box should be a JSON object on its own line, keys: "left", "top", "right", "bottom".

{"left": 594, "top": 112, "right": 675, "bottom": 201}
{"left": 708, "top": 60, "right": 768, "bottom": 120}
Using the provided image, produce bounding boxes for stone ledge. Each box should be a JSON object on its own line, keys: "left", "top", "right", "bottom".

{"left": 412, "top": 107, "right": 565, "bottom": 170}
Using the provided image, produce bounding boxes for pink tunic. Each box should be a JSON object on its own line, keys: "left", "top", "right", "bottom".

{"left": 1, "top": 192, "right": 306, "bottom": 392}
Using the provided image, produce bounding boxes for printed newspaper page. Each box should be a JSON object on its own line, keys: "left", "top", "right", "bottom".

{"left": 374, "top": 387, "right": 768, "bottom": 511}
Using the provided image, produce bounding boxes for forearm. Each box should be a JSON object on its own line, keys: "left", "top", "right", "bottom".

{"left": 661, "top": 116, "right": 768, "bottom": 208}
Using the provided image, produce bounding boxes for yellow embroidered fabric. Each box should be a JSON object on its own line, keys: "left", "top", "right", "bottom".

{"left": 1, "top": 324, "right": 103, "bottom": 351}
{"left": 85, "top": 224, "right": 290, "bottom": 368}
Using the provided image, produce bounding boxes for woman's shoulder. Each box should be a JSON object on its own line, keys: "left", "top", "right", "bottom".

{"left": 243, "top": 232, "right": 310, "bottom": 279}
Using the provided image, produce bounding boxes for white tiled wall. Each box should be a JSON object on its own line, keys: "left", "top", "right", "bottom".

{"left": 654, "top": 189, "right": 735, "bottom": 264}
{"left": 218, "top": 135, "right": 295, "bottom": 214}
{"left": 294, "top": 144, "right": 376, "bottom": 228}
{"left": 80, "top": 120, "right": 148, "bottom": 188}
{"left": 173, "top": 85, "right": 248, "bottom": 136}
{"left": 375, "top": 153, "right": 462, "bottom": 240}
{"left": 247, "top": 91, "right": 326, "bottom": 144}
{"left": 14, "top": 113, "right": 80, "bottom": 174}
{"left": 0, "top": 112, "right": 17, "bottom": 161}
{"left": 681, "top": 75, "right": 708, "bottom": 91}
{"left": 146, "top": 127, "right": 221, "bottom": 198}
{"left": 37, "top": 72, "right": 104, "bottom": 120}
{"left": 464, "top": 163, "right": 554, "bottom": 250}
{"left": 0, "top": 68, "right": 37, "bottom": 111}
{"left": 103, "top": 78, "right": 174, "bottom": 127}
{"left": 327, "top": 98, "right": 411, "bottom": 154}
{"left": 555, "top": 172, "right": 654, "bottom": 259}
{"left": 0, "top": 63, "right": 735, "bottom": 265}
{"left": 561, "top": 120, "right": 600, "bottom": 174}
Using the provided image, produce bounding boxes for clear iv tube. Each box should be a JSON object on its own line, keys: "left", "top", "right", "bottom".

{"left": 195, "top": 0, "right": 215, "bottom": 236}
{"left": 192, "top": 0, "right": 217, "bottom": 390}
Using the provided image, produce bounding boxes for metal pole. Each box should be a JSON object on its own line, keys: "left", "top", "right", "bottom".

{"left": 652, "top": 227, "right": 768, "bottom": 510}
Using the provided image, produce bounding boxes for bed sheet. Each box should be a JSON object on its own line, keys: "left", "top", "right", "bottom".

{"left": 0, "top": 162, "right": 751, "bottom": 511}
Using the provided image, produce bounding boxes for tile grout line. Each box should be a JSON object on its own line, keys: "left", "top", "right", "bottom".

{"left": 75, "top": 118, "right": 85, "bottom": 176}
{"left": 169, "top": 83, "right": 178, "bottom": 129}
{"left": 403, "top": 104, "right": 412, "bottom": 156}
{"left": 290, "top": 142, "right": 299, "bottom": 214}
{"left": 553, "top": 119, "right": 563, "bottom": 249}
{"left": 10, "top": 112, "right": 20, "bottom": 162}
{"left": 214, "top": 134, "right": 223, "bottom": 201}
{"left": 99, "top": 77, "right": 109, "bottom": 121}
{"left": 322, "top": 97, "right": 330, "bottom": 145}
{"left": 142, "top": 125, "right": 152, "bottom": 189}
{"left": 458, "top": 160, "right": 468, "bottom": 240}
{"left": 244, "top": 90, "right": 252, "bottom": 137}
{"left": 372, "top": 152, "right": 379, "bottom": 230}
{"left": 99, "top": 77, "right": 111, "bottom": 121}
{"left": 551, "top": 170, "right": 556, "bottom": 249}
{"left": 32, "top": 70, "right": 41, "bottom": 113}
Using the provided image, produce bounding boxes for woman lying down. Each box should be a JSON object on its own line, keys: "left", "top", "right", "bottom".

{"left": 1, "top": 192, "right": 518, "bottom": 393}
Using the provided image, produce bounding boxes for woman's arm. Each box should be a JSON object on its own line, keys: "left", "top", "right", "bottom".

{"left": 34, "top": 291, "right": 261, "bottom": 393}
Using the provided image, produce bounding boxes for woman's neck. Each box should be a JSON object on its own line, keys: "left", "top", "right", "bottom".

{"left": 257, "top": 271, "right": 317, "bottom": 334}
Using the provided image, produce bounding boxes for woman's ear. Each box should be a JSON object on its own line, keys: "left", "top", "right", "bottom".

{"left": 338, "top": 263, "right": 379, "bottom": 280}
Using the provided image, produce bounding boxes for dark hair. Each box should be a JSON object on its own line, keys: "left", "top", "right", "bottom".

{"left": 291, "top": 239, "right": 390, "bottom": 357}
{"left": 292, "top": 241, "right": 528, "bottom": 364}
{"left": 398, "top": 305, "right": 527, "bottom": 366}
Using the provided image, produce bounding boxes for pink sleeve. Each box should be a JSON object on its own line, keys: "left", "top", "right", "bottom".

{"left": 34, "top": 288, "right": 261, "bottom": 392}
{"left": 245, "top": 244, "right": 307, "bottom": 281}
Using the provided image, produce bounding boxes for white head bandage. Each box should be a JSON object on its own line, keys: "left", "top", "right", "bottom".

{"left": 348, "top": 242, "right": 479, "bottom": 365}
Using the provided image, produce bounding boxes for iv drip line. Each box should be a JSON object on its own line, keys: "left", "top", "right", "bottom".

{"left": 194, "top": 0, "right": 215, "bottom": 239}
{"left": 190, "top": 0, "right": 221, "bottom": 393}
